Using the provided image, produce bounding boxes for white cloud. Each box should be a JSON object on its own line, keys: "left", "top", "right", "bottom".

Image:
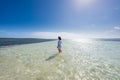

{"left": 30, "top": 31, "right": 120, "bottom": 39}
{"left": 114, "top": 26, "right": 120, "bottom": 30}
{"left": 1, "top": 30, "right": 119, "bottom": 38}
{"left": 31, "top": 32, "right": 82, "bottom": 39}
{"left": 102, "top": 26, "right": 120, "bottom": 38}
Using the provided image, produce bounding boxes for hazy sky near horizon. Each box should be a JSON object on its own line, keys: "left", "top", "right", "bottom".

{"left": 0, "top": 0, "right": 120, "bottom": 38}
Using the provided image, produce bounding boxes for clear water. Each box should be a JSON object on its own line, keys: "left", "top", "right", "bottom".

{"left": 0, "top": 39, "right": 120, "bottom": 80}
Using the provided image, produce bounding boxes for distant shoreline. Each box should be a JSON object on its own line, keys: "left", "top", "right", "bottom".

{"left": 0, "top": 38, "right": 56, "bottom": 47}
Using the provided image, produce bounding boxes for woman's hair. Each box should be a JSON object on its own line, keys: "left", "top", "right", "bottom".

{"left": 58, "top": 36, "right": 62, "bottom": 40}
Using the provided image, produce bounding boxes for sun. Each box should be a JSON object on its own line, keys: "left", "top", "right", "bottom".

{"left": 80, "top": 0, "right": 94, "bottom": 4}
{"left": 76, "top": 0, "right": 95, "bottom": 4}
{"left": 73, "top": 0, "right": 96, "bottom": 8}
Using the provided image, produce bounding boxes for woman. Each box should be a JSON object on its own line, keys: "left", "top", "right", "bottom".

{"left": 57, "top": 36, "right": 62, "bottom": 53}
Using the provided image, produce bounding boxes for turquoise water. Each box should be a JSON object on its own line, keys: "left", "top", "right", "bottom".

{"left": 0, "top": 39, "right": 120, "bottom": 80}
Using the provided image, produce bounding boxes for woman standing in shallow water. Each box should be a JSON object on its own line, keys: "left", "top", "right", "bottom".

{"left": 57, "top": 36, "right": 62, "bottom": 53}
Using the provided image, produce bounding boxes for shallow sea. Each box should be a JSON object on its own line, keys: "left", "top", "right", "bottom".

{"left": 0, "top": 39, "right": 120, "bottom": 80}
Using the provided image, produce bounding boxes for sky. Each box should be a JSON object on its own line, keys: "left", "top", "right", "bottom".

{"left": 0, "top": 0, "right": 120, "bottom": 39}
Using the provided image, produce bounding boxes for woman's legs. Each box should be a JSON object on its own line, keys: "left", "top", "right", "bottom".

{"left": 58, "top": 48, "right": 62, "bottom": 53}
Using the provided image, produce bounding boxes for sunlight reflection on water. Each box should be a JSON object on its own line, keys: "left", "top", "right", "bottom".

{"left": 72, "top": 38, "right": 94, "bottom": 43}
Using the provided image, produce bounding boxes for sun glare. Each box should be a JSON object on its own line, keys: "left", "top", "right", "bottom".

{"left": 80, "top": 0, "right": 94, "bottom": 4}
{"left": 73, "top": 0, "right": 96, "bottom": 8}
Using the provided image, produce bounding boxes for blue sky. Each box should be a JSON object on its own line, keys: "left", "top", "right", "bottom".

{"left": 0, "top": 0, "right": 120, "bottom": 38}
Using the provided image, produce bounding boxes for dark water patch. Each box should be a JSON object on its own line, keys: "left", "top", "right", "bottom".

{"left": 92, "top": 38, "right": 120, "bottom": 42}
{"left": 0, "top": 38, "right": 56, "bottom": 47}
